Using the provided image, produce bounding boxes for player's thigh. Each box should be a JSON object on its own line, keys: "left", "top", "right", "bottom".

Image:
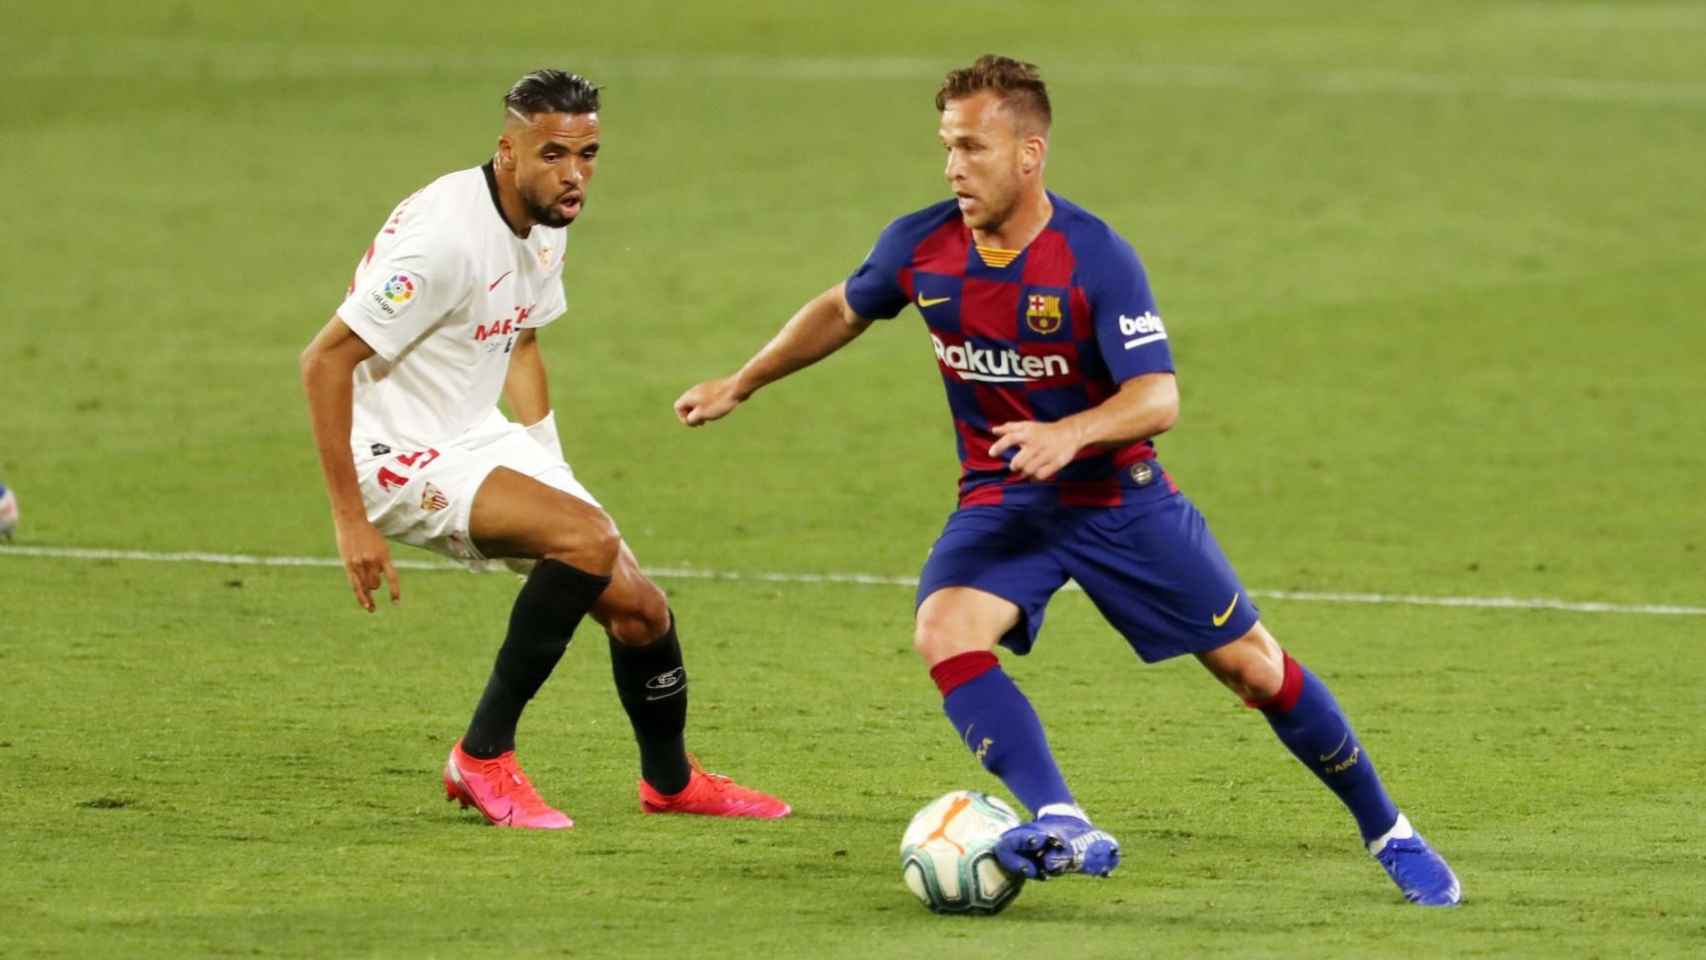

{"left": 1058, "top": 496, "right": 1260, "bottom": 663}
{"left": 468, "top": 467, "right": 620, "bottom": 572}
{"left": 914, "top": 507, "right": 1067, "bottom": 663}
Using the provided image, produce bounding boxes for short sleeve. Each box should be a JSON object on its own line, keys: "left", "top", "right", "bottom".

{"left": 525, "top": 259, "right": 567, "bottom": 329}
{"left": 337, "top": 224, "right": 471, "bottom": 361}
{"left": 843, "top": 218, "right": 916, "bottom": 321}
{"left": 1087, "top": 235, "right": 1174, "bottom": 382}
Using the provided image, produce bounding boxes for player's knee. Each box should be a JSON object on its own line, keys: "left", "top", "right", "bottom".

{"left": 1203, "top": 629, "right": 1285, "bottom": 702}
{"left": 1225, "top": 659, "right": 1283, "bottom": 703}
{"left": 913, "top": 612, "right": 979, "bottom": 666}
{"left": 542, "top": 511, "right": 620, "bottom": 575}
{"left": 587, "top": 525, "right": 622, "bottom": 573}
{"left": 606, "top": 579, "right": 671, "bottom": 647}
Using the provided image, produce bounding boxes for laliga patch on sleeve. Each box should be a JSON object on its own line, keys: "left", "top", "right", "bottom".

{"left": 367, "top": 270, "right": 423, "bottom": 319}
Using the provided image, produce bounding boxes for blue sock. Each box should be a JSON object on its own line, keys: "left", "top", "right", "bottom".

{"left": 1259, "top": 654, "right": 1401, "bottom": 843}
{"left": 931, "top": 651, "right": 1074, "bottom": 815}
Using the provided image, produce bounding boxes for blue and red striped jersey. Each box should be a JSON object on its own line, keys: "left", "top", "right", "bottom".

{"left": 845, "top": 193, "right": 1177, "bottom": 509}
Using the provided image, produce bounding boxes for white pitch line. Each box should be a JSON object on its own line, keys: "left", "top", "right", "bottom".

{"left": 1246, "top": 588, "right": 1706, "bottom": 618}
{"left": 0, "top": 544, "right": 454, "bottom": 571}
{"left": 3, "top": 544, "right": 1703, "bottom": 618}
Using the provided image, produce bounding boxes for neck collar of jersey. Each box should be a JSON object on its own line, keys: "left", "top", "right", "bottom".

{"left": 481, "top": 160, "right": 525, "bottom": 236}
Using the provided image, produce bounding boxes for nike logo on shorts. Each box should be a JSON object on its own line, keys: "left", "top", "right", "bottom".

{"left": 1212, "top": 593, "right": 1240, "bottom": 627}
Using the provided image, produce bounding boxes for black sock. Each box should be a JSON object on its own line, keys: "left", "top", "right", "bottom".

{"left": 609, "top": 611, "right": 691, "bottom": 795}
{"left": 461, "top": 559, "right": 611, "bottom": 759}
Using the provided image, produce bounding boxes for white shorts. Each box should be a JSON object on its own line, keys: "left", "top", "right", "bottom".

{"left": 354, "top": 410, "right": 602, "bottom": 569}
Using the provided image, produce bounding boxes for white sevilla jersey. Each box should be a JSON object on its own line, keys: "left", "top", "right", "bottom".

{"left": 337, "top": 163, "right": 567, "bottom": 452}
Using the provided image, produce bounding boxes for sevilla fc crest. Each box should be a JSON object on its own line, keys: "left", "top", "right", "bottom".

{"left": 420, "top": 482, "right": 450, "bottom": 513}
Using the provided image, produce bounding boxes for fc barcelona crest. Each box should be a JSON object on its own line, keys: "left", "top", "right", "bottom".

{"left": 1026, "top": 294, "right": 1063, "bottom": 334}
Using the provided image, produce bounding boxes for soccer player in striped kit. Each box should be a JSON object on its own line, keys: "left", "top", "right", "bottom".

{"left": 676, "top": 55, "right": 1459, "bottom": 905}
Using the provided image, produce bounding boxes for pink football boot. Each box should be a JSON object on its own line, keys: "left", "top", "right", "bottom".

{"left": 639, "top": 756, "right": 791, "bottom": 819}
{"left": 443, "top": 740, "right": 574, "bottom": 829}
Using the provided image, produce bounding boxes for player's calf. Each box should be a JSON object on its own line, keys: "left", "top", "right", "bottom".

{"left": 1243, "top": 649, "right": 1403, "bottom": 846}
{"left": 1202, "top": 625, "right": 1464, "bottom": 904}
{"left": 917, "top": 589, "right": 1080, "bottom": 822}
{"left": 461, "top": 558, "right": 613, "bottom": 759}
{"left": 598, "top": 547, "right": 690, "bottom": 794}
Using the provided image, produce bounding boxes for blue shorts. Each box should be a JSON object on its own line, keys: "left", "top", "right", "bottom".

{"left": 915, "top": 494, "right": 1260, "bottom": 662}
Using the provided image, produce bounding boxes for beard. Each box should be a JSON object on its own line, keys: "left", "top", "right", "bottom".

{"left": 521, "top": 184, "right": 582, "bottom": 228}
{"left": 526, "top": 198, "right": 575, "bottom": 228}
{"left": 962, "top": 195, "right": 1012, "bottom": 232}
{"left": 957, "top": 176, "right": 1020, "bottom": 233}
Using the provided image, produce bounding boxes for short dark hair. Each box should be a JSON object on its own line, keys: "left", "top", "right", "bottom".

{"left": 934, "top": 55, "right": 1051, "bottom": 131}
{"left": 504, "top": 68, "right": 601, "bottom": 117}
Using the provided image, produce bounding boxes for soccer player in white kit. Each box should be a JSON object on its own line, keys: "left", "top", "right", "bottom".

{"left": 300, "top": 70, "right": 789, "bottom": 829}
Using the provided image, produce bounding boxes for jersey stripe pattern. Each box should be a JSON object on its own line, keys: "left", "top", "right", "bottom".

{"left": 845, "top": 194, "right": 1178, "bottom": 509}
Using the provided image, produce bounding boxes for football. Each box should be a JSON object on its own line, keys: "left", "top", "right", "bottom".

{"left": 899, "top": 790, "right": 1025, "bottom": 915}
{"left": 0, "top": 482, "right": 17, "bottom": 540}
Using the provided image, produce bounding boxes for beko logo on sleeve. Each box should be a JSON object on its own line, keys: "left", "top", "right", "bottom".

{"left": 1119, "top": 311, "right": 1166, "bottom": 349}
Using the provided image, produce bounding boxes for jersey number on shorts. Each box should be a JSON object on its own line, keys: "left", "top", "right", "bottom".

{"left": 376, "top": 448, "right": 441, "bottom": 493}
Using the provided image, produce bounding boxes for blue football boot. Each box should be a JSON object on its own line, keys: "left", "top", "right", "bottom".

{"left": 996, "top": 814, "right": 1121, "bottom": 879}
{"left": 1371, "top": 814, "right": 1462, "bottom": 907}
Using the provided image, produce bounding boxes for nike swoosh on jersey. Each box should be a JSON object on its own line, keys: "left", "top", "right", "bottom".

{"left": 917, "top": 295, "right": 951, "bottom": 307}
{"left": 1212, "top": 593, "right": 1240, "bottom": 627}
{"left": 488, "top": 270, "right": 514, "bottom": 291}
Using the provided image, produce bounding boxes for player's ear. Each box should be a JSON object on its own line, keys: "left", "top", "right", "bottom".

{"left": 1020, "top": 135, "right": 1046, "bottom": 175}
{"left": 496, "top": 135, "right": 515, "bottom": 171}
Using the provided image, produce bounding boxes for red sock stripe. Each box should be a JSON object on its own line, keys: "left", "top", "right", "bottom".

{"left": 929, "top": 651, "right": 1000, "bottom": 697}
{"left": 1247, "top": 653, "right": 1304, "bottom": 713}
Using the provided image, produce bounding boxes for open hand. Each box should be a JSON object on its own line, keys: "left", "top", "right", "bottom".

{"left": 988, "top": 420, "right": 1085, "bottom": 482}
{"left": 335, "top": 516, "right": 400, "bottom": 612}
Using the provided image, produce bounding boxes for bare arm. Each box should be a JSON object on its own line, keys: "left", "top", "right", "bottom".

{"left": 674, "top": 282, "right": 872, "bottom": 426}
{"left": 299, "top": 315, "right": 398, "bottom": 611}
{"left": 502, "top": 329, "right": 551, "bottom": 427}
{"left": 1058, "top": 372, "right": 1179, "bottom": 448}
{"left": 989, "top": 373, "right": 1180, "bottom": 481}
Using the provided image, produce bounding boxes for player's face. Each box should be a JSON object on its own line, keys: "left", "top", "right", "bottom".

{"left": 939, "top": 92, "right": 1028, "bottom": 232}
{"left": 501, "top": 112, "right": 601, "bottom": 228}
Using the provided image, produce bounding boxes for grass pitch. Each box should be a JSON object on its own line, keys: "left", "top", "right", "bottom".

{"left": 3, "top": 2, "right": 1705, "bottom": 957}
